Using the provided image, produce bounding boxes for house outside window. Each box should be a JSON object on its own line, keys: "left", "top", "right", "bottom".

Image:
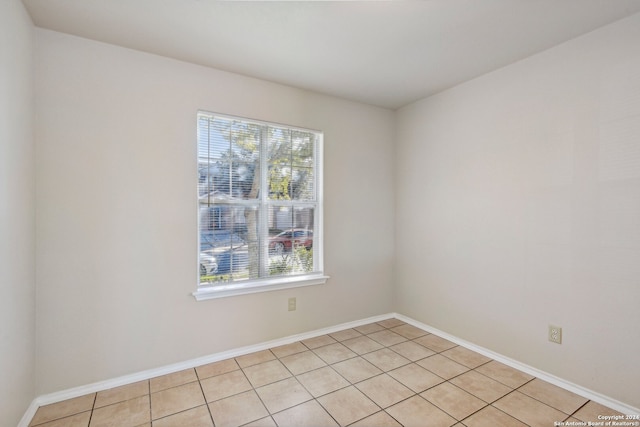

{"left": 194, "top": 112, "right": 327, "bottom": 300}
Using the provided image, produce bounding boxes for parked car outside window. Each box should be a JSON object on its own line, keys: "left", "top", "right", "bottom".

{"left": 269, "top": 228, "right": 313, "bottom": 255}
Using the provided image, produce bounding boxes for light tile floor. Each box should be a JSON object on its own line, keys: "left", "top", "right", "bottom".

{"left": 29, "top": 318, "right": 625, "bottom": 427}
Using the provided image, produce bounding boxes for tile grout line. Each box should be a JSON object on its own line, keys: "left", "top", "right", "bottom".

{"left": 567, "top": 400, "right": 592, "bottom": 423}
{"left": 427, "top": 369, "right": 518, "bottom": 425}
{"left": 511, "top": 376, "right": 587, "bottom": 420}
{"left": 485, "top": 384, "right": 580, "bottom": 426}
{"left": 239, "top": 350, "right": 337, "bottom": 427}
{"left": 476, "top": 402, "right": 531, "bottom": 427}
{"left": 193, "top": 369, "right": 216, "bottom": 427}
{"left": 434, "top": 381, "right": 493, "bottom": 425}
{"left": 147, "top": 379, "right": 151, "bottom": 426}
{"left": 250, "top": 368, "right": 289, "bottom": 424}
{"left": 87, "top": 392, "right": 97, "bottom": 427}
{"left": 271, "top": 346, "right": 348, "bottom": 426}
{"left": 201, "top": 362, "right": 260, "bottom": 423}
{"left": 409, "top": 352, "right": 526, "bottom": 424}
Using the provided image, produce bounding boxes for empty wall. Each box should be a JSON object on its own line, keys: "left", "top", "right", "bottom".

{"left": 396, "top": 13, "right": 640, "bottom": 408}
{"left": 34, "top": 29, "right": 395, "bottom": 394}
{"left": 0, "top": 1, "right": 36, "bottom": 425}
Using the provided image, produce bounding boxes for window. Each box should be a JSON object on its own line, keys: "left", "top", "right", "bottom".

{"left": 194, "top": 112, "right": 327, "bottom": 300}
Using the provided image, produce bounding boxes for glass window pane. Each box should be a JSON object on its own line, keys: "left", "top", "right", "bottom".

{"left": 229, "top": 121, "right": 260, "bottom": 200}
{"left": 268, "top": 163, "right": 291, "bottom": 200}
{"left": 266, "top": 206, "right": 314, "bottom": 276}
{"left": 291, "top": 167, "right": 314, "bottom": 201}
{"left": 200, "top": 205, "right": 260, "bottom": 284}
{"left": 267, "top": 128, "right": 315, "bottom": 201}
{"left": 198, "top": 116, "right": 261, "bottom": 202}
{"left": 292, "top": 131, "right": 315, "bottom": 168}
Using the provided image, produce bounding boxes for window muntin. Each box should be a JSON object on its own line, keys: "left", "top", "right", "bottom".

{"left": 197, "top": 112, "right": 323, "bottom": 292}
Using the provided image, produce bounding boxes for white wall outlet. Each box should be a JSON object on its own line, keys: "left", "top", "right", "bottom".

{"left": 549, "top": 325, "right": 562, "bottom": 344}
{"left": 288, "top": 297, "right": 296, "bottom": 311}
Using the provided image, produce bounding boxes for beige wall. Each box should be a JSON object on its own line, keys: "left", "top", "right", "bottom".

{"left": 0, "top": 1, "right": 36, "bottom": 425}
{"left": 34, "top": 29, "right": 396, "bottom": 394}
{"left": 396, "top": 13, "right": 640, "bottom": 408}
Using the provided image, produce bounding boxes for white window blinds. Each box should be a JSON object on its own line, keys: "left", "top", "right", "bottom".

{"left": 197, "top": 112, "right": 323, "bottom": 289}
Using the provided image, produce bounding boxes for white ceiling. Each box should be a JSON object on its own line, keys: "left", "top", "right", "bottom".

{"left": 22, "top": 0, "right": 640, "bottom": 109}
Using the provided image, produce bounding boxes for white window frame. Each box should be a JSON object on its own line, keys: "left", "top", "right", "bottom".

{"left": 193, "top": 112, "right": 328, "bottom": 301}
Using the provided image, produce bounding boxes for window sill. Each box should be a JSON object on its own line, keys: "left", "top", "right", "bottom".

{"left": 192, "top": 274, "right": 330, "bottom": 301}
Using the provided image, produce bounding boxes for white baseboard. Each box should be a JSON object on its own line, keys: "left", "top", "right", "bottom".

{"left": 17, "top": 400, "right": 39, "bottom": 427}
{"left": 394, "top": 313, "right": 640, "bottom": 416}
{"left": 19, "top": 312, "right": 639, "bottom": 426}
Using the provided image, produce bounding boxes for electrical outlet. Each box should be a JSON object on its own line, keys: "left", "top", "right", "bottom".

{"left": 549, "top": 325, "right": 562, "bottom": 344}
{"left": 288, "top": 297, "right": 296, "bottom": 311}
